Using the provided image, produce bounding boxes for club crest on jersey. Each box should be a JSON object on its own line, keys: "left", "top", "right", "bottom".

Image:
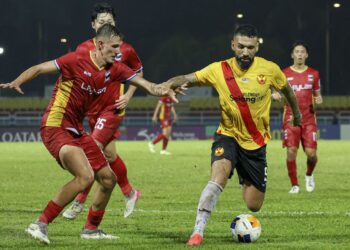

{"left": 307, "top": 74, "right": 314, "bottom": 81}
{"left": 214, "top": 147, "right": 224, "bottom": 156}
{"left": 257, "top": 75, "right": 266, "bottom": 84}
{"left": 105, "top": 71, "right": 111, "bottom": 82}
{"left": 115, "top": 53, "right": 122, "bottom": 61}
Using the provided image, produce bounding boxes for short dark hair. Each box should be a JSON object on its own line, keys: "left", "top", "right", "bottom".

{"left": 96, "top": 23, "right": 121, "bottom": 39}
{"left": 91, "top": 2, "right": 116, "bottom": 22}
{"left": 291, "top": 41, "right": 309, "bottom": 54}
{"left": 234, "top": 24, "right": 258, "bottom": 38}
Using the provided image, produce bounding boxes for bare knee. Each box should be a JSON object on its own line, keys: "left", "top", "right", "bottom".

{"left": 104, "top": 149, "right": 116, "bottom": 163}
{"left": 76, "top": 172, "right": 94, "bottom": 191}
{"left": 246, "top": 203, "right": 262, "bottom": 212}
{"left": 96, "top": 167, "right": 117, "bottom": 190}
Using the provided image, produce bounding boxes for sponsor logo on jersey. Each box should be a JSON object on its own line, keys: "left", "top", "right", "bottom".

{"left": 115, "top": 53, "right": 122, "bottom": 61}
{"left": 81, "top": 82, "right": 107, "bottom": 95}
{"left": 308, "top": 74, "right": 314, "bottom": 81}
{"left": 215, "top": 147, "right": 224, "bottom": 156}
{"left": 287, "top": 77, "right": 294, "bottom": 81}
{"left": 257, "top": 75, "right": 266, "bottom": 84}
{"left": 291, "top": 84, "right": 313, "bottom": 92}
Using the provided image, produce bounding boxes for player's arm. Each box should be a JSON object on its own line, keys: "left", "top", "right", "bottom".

{"left": 0, "top": 61, "right": 58, "bottom": 94}
{"left": 313, "top": 90, "right": 323, "bottom": 105}
{"left": 127, "top": 75, "right": 186, "bottom": 103}
{"left": 115, "top": 71, "right": 143, "bottom": 109}
{"left": 171, "top": 106, "right": 177, "bottom": 123}
{"left": 152, "top": 101, "right": 162, "bottom": 123}
{"left": 281, "top": 84, "right": 301, "bottom": 126}
{"left": 165, "top": 73, "right": 199, "bottom": 89}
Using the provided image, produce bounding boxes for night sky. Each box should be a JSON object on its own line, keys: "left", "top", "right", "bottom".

{"left": 0, "top": 0, "right": 348, "bottom": 96}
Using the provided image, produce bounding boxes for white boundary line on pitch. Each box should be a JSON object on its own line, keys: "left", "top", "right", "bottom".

{"left": 2, "top": 208, "right": 350, "bottom": 217}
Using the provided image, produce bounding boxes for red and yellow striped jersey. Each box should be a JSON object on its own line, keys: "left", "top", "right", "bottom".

{"left": 41, "top": 49, "right": 136, "bottom": 133}
{"left": 195, "top": 57, "right": 287, "bottom": 150}
{"left": 76, "top": 38, "right": 143, "bottom": 117}
{"left": 158, "top": 96, "right": 173, "bottom": 120}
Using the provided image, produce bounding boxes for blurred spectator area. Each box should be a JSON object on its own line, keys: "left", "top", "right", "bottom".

{"left": 0, "top": 96, "right": 349, "bottom": 127}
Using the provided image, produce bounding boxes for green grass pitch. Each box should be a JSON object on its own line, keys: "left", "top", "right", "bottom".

{"left": 0, "top": 140, "right": 349, "bottom": 249}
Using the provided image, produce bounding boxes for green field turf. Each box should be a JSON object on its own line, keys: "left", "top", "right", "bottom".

{"left": 0, "top": 140, "right": 349, "bottom": 249}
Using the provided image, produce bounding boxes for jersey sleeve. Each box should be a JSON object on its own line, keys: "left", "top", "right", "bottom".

{"left": 54, "top": 52, "right": 77, "bottom": 79}
{"left": 313, "top": 70, "right": 321, "bottom": 92}
{"left": 271, "top": 63, "right": 288, "bottom": 91}
{"left": 111, "top": 62, "right": 137, "bottom": 83}
{"left": 123, "top": 45, "right": 143, "bottom": 73}
{"left": 194, "top": 62, "right": 218, "bottom": 87}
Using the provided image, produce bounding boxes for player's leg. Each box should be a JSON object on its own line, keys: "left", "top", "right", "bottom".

{"left": 160, "top": 125, "right": 172, "bottom": 155}
{"left": 78, "top": 135, "right": 118, "bottom": 240}
{"left": 104, "top": 141, "right": 140, "bottom": 218}
{"left": 283, "top": 125, "right": 301, "bottom": 193}
{"left": 187, "top": 134, "right": 234, "bottom": 246}
{"left": 302, "top": 124, "right": 318, "bottom": 192}
{"left": 27, "top": 128, "right": 95, "bottom": 244}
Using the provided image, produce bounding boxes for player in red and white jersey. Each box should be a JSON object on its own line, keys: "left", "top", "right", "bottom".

{"left": 63, "top": 3, "right": 143, "bottom": 220}
{"left": 0, "top": 24, "right": 182, "bottom": 244}
{"left": 282, "top": 41, "right": 323, "bottom": 194}
{"left": 148, "top": 96, "right": 177, "bottom": 155}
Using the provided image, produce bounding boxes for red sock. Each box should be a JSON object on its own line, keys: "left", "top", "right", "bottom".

{"left": 75, "top": 183, "right": 93, "bottom": 203}
{"left": 110, "top": 156, "right": 132, "bottom": 196}
{"left": 84, "top": 207, "right": 105, "bottom": 230}
{"left": 306, "top": 158, "right": 317, "bottom": 176}
{"left": 286, "top": 160, "right": 298, "bottom": 186}
{"left": 38, "top": 200, "right": 64, "bottom": 224}
{"left": 162, "top": 137, "right": 169, "bottom": 150}
{"left": 152, "top": 133, "right": 164, "bottom": 145}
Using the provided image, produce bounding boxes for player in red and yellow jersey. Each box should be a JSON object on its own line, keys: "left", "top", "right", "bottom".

{"left": 148, "top": 96, "right": 177, "bottom": 155}
{"left": 282, "top": 41, "right": 322, "bottom": 194}
{"left": 0, "top": 24, "right": 182, "bottom": 244}
{"left": 164, "top": 24, "right": 301, "bottom": 246}
{"left": 63, "top": 3, "right": 143, "bottom": 220}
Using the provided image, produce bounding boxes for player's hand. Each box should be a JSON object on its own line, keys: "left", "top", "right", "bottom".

{"left": 152, "top": 116, "right": 157, "bottom": 124}
{"left": 271, "top": 91, "right": 282, "bottom": 102}
{"left": 0, "top": 81, "right": 24, "bottom": 94}
{"left": 115, "top": 94, "right": 130, "bottom": 110}
{"left": 314, "top": 96, "right": 323, "bottom": 105}
{"left": 292, "top": 113, "right": 302, "bottom": 126}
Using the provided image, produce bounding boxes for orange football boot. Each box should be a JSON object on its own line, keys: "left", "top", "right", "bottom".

{"left": 186, "top": 233, "right": 203, "bottom": 246}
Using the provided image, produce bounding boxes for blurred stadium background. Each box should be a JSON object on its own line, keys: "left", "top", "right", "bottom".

{"left": 0, "top": 0, "right": 349, "bottom": 141}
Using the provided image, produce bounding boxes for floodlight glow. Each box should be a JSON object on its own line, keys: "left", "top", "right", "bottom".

{"left": 258, "top": 38, "right": 264, "bottom": 44}
{"left": 333, "top": 3, "right": 341, "bottom": 8}
{"left": 60, "top": 38, "right": 68, "bottom": 43}
{"left": 0, "top": 47, "right": 4, "bottom": 54}
{"left": 236, "top": 13, "right": 244, "bottom": 19}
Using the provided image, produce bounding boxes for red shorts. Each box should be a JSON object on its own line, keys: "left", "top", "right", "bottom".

{"left": 88, "top": 111, "right": 124, "bottom": 146}
{"left": 160, "top": 119, "right": 172, "bottom": 129}
{"left": 41, "top": 127, "right": 108, "bottom": 172}
{"left": 282, "top": 123, "right": 317, "bottom": 149}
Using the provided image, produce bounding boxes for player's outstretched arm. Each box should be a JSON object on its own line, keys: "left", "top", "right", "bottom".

{"left": 152, "top": 102, "right": 161, "bottom": 123}
{"left": 127, "top": 76, "right": 187, "bottom": 103}
{"left": 0, "top": 61, "right": 59, "bottom": 94}
{"left": 281, "top": 84, "right": 301, "bottom": 126}
{"left": 165, "top": 73, "right": 198, "bottom": 89}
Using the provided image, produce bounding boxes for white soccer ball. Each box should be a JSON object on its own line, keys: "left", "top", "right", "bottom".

{"left": 230, "top": 214, "right": 261, "bottom": 243}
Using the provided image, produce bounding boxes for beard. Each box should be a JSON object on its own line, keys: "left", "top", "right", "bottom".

{"left": 236, "top": 56, "right": 253, "bottom": 70}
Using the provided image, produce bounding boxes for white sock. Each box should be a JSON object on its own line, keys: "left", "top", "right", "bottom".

{"left": 192, "top": 181, "right": 223, "bottom": 236}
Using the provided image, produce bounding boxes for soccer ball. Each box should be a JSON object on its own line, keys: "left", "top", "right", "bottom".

{"left": 230, "top": 214, "right": 261, "bottom": 243}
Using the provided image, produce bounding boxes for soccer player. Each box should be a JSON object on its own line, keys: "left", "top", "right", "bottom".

{"left": 163, "top": 24, "right": 301, "bottom": 246}
{"left": 148, "top": 96, "right": 177, "bottom": 155}
{"left": 62, "top": 2, "right": 143, "bottom": 220}
{"left": 0, "top": 24, "right": 182, "bottom": 244}
{"left": 282, "top": 41, "right": 322, "bottom": 194}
